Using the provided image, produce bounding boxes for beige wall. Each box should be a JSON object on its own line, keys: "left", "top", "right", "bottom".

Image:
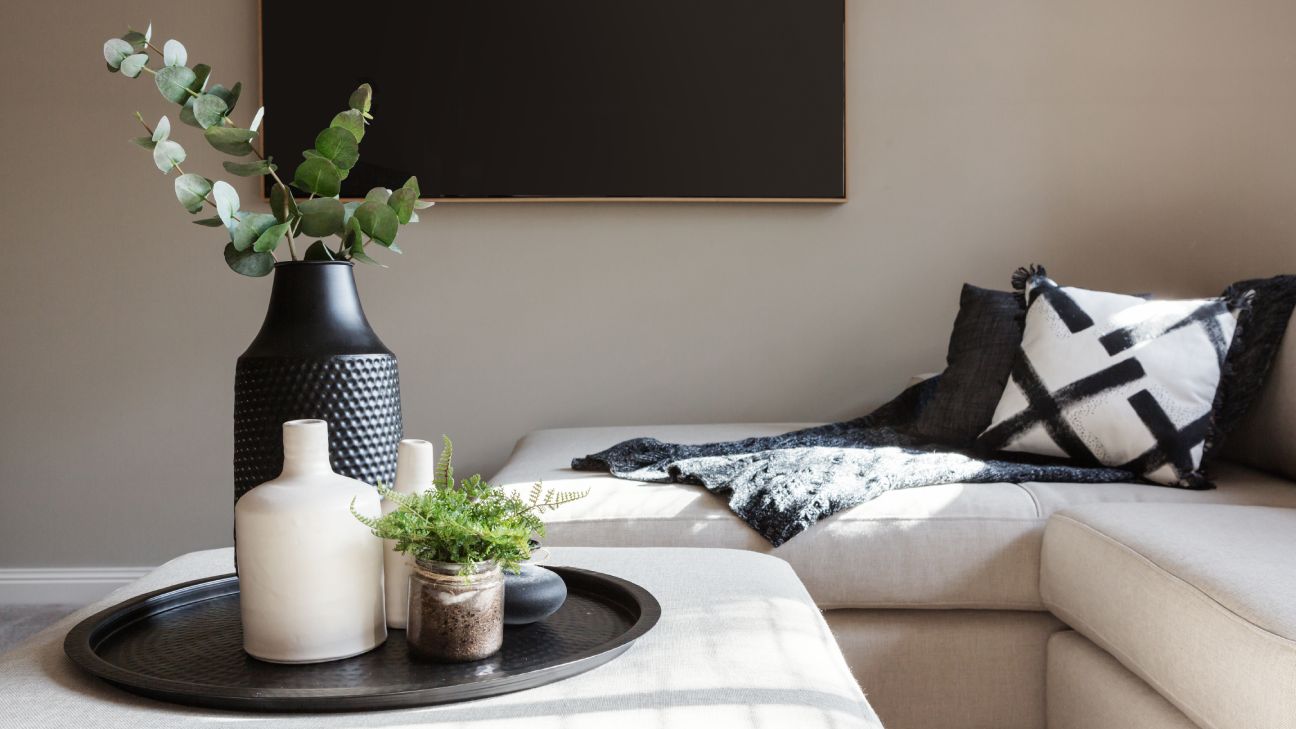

{"left": 2, "top": 0, "right": 1295, "bottom": 567}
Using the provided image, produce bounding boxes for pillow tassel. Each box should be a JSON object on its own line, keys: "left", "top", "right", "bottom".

{"left": 1223, "top": 285, "right": 1256, "bottom": 315}
{"left": 1011, "top": 264, "right": 1048, "bottom": 306}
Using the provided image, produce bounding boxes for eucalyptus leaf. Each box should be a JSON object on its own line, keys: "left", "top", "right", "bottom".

{"left": 173, "top": 173, "right": 212, "bottom": 214}
{"left": 154, "top": 65, "right": 197, "bottom": 104}
{"left": 346, "top": 217, "right": 383, "bottom": 265}
{"left": 348, "top": 83, "right": 373, "bottom": 114}
{"left": 189, "top": 63, "right": 212, "bottom": 94}
{"left": 193, "top": 216, "right": 224, "bottom": 227}
{"left": 152, "top": 139, "right": 185, "bottom": 173}
{"left": 231, "top": 213, "right": 278, "bottom": 251}
{"left": 120, "top": 53, "right": 148, "bottom": 78}
{"left": 204, "top": 126, "right": 256, "bottom": 156}
{"left": 297, "top": 198, "right": 345, "bottom": 237}
{"left": 121, "top": 31, "right": 147, "bottom": 52}
{"left": 224, "top": 242, "right": 274, "bottom": 277}
{"left": 314, "top": 127, "right": 359, "bottom": 170}
{"left": 222, "top": 159, "right": 276, "bottom": 177}
{"left": 249, "top": 106, "right": 264, "bottom": 132}
{"left": 355, "top": 201, "right": 399, "bottom": 246}
{"left": 144, "top": 22, "right": 152, "bottom": 43}
{"left": 349, "top": 242, "right": 383, "bottom": 267}
{"left": 341, "top": 216, "right": 363, "bottom": 251}
{"left": 408, "top": 211, "right": 419, "bottom": 223}
{"left": 253, "top": 221, "right": 290, "bottom": 253}
{"left": 193, "top": 93, "right": 228, "bottom": 129}
{"left": 304, "top": 240, "right": 336, "bottom": 261}
{"left": 291, "top": 157, "right": 341, "bottom": 197}
{"left": 130, "top": 135, "right": 156, "bottom": 150}
{"left": 388, "top": 187, "right": 416, "bottom": 224}
{"left": 212, "top": 180, "right": 240, "bottom": 228}
{"left": 413, "top": 199, "right": 436, "bottom": 210}
{"left": 342, "top": 200, "right": 361, "bottom": 227}
{"left": 103, "top": 38, "right": 132, "bottom": 70}
{"left": 151, "top": 115, "right": 170, "bottom": 143}
{"left": 270, "top": 183, "right": 299, "bottom": 223}
{"left": 207, "top": 81, "right": 242, "bottom": 114}
{"left": 401, "top": 176, "right": 420, "bottom": 197}
{"left": 163, "top": 39, "right": 187, "bottom": 67}
{"left": 330, "top": 109, "right": 365, "bottom": 142}
{"left": 178, "top": 98, "right": 200, "bottom": 128}
{"left": 364, "top": 187, "right": 391, "bottom": 204}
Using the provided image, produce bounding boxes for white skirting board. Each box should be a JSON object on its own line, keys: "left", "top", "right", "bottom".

{"left": 0, "top": 567, "right": 153, "bottom": 605}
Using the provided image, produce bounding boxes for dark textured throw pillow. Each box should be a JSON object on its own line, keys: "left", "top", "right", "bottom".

{"left": 911, "top": 284, "right": 1025, "bottom": 446}
{"left": 1204, "top": 274, "right": 1296, "bottom": 458}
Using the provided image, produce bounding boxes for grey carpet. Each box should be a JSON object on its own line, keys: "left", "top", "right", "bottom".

{"left": 0, "top": 604, "right": 79, "bottom": 654}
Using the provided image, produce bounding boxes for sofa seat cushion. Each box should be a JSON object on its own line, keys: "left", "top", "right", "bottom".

{"left": 494, "top": 425, "right": 1296, "bottom": 610}
{"left": 1041, "top": 504, "right": 1296, "bottom": 729}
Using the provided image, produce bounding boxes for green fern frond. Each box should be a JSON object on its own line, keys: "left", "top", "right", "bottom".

{"left": 352, "top": 439, "right": 586, "bottom": 574}
{"left": 526, "top": 483, "right": 592, "bottom": 514}
{"left": 349, "top": 496, "right": 382, "bottom": 529}
{"left": 434, "top": 435, "right": 454, "bottom": 490}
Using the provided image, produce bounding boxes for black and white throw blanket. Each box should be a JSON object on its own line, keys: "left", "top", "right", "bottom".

{"left": 572, "top": 276, "right": 1296, "bottom": 547}
{"left": 571, "top": 379, "right": 1133, "bottom": 546}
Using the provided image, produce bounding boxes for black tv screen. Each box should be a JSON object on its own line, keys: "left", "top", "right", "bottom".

{"left": 261, "top": 1, "right": 845, "bottom": 201}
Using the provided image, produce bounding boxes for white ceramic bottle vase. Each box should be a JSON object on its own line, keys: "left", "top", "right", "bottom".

{"left": 384, "top": 438, "right": 435, "bottom": 629}
{"left": 234, "top": 419, "right": 387, "bottom": 663}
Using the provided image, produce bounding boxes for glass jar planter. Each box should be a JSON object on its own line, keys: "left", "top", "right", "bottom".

{"left": 406, "top": 559, "right": 504, "bottom": 662}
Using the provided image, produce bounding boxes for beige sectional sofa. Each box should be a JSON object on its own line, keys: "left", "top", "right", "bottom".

{"left": 492, "top": 315, "right": 1296, "bottom": 729}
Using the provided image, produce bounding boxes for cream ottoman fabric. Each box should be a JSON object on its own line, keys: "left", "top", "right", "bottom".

{"left": 0, "top": 547, "right": 881, "bottom": 729}
{"left": 1041, "top": 504, "right": 1296, "bottom": 729}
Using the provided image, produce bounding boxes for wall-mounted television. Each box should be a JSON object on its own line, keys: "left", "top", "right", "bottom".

{"left": 261, "top": 0, "right": 845, "bottom": 202}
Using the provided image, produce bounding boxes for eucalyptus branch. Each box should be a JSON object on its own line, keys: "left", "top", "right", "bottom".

{"left": 133, "top": 111, "right": 153, "bottom": 135}
{"left": 134, "top": 113, "right": 205, "bottom": 203}
{"left": 105, "top": 22, "right": 429, "bottom": 275}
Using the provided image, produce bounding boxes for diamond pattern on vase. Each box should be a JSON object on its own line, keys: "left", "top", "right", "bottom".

{"left": 234, "top": 355, "right": 403, "bottom": 501}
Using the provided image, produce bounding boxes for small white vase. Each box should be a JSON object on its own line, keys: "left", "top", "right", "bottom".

{"left": 384, "top": 438, "right": 435, "bottom": 629}
{"left": 234, "top": 419, "right": 387, "bottom": 663}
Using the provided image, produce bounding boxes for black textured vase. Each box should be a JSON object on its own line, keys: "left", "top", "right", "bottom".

{"left": 234, "top": 261, "right": 402, "bottom": 502}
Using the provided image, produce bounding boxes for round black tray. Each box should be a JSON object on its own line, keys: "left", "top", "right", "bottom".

{"left": 64, "top": 566, "right": 661, "bottom": 712}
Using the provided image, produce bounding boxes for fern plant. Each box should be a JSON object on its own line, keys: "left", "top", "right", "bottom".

{"left": 352, "top": 437, "right": 588, "bottom": 575}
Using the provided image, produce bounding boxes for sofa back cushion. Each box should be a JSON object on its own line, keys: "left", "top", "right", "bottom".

{"left": 910, "top": 284, "right": 1025, "bottom": 447}
{"left": 1225, "top": 311, "right": 1296, "bottom": 479}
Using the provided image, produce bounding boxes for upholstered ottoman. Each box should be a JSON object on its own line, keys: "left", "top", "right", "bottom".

{"left": 0, "top": 547, "right": 881, "bottom": 729}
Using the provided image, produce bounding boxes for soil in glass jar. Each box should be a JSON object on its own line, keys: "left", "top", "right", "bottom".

{"left": 406, "top": 559, "right": 504, "bottom": 662}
